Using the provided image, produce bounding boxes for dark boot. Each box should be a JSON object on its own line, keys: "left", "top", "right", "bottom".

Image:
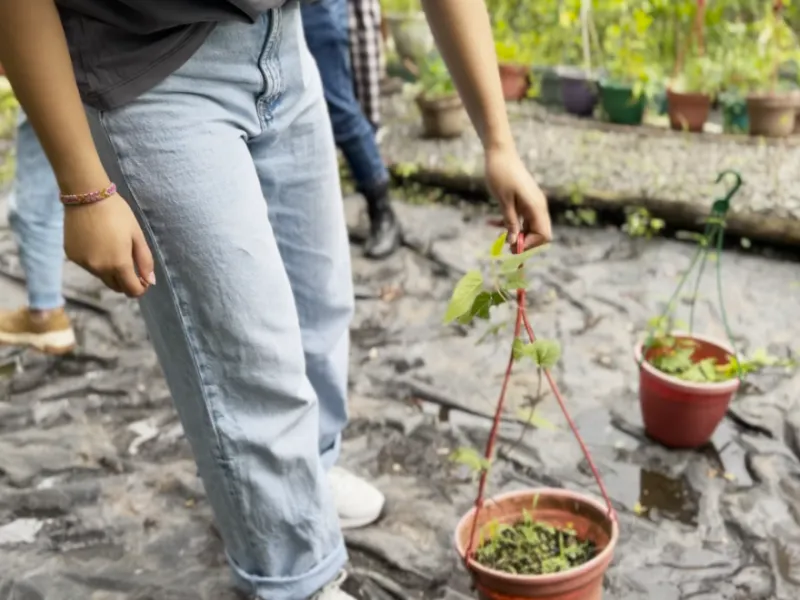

{"left": 362, "top": 181, "right": 401, "bottom": 260}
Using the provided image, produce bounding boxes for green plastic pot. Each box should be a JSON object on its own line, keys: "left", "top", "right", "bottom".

{"left": 531, "top": 65, "right": 563, "bottom": 107}
{"left": 720, "top": 94, "right": 749, "bottom": 134}
{"left": 600, "top": 81, "right": 647, "bottom": 125}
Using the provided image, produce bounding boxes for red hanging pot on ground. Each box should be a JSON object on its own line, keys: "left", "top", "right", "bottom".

{"left": 454, "top": 489, "right": 619, "bottom": 600}
{"left": 635, "top": 332, "right": 740, "bottom": 449}
{"left": 499, "top": 63, "right": 530, "bottom": 101}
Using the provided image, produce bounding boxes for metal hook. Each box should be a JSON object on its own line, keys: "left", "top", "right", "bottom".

{"left": 711, "top": 170, "right": 743, "bottom": 217}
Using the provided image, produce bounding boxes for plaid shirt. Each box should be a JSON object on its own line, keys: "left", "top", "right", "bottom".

{"left": 347, "top": 0, "right": 384, "bottom": 129}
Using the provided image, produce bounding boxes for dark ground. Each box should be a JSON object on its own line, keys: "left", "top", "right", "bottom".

{"left": 0, "top": 194, "right": 799, "bottom": 600}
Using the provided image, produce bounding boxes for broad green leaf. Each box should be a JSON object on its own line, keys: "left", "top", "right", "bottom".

{"left": 499, "top": 248, "right": 540, "bottom": 274}
{"left": 490, "top": 232, "right": 507, "bottom": 257}
{"left": 503, "top": 270, "right": 528, "bottom": 291}
{"left": 519, "top": 407, "right": 556, "bottom": 430}
{"left": 457, "top": 290, "right": 506, "bottom": 324}
{"left": 443, "top": 270, "right": 483, "bottom": 324}
{"left": 512, "top": 338, "right": 526, "bottom": 361}
{"left": 528, "top": 340, "right": 562, "bottom": 368}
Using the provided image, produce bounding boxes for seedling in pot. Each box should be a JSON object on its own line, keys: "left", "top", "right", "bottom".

{"left": 444, "top": 233, "right": 617, "bottom": 595}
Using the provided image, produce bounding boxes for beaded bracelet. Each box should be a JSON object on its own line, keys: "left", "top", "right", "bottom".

{"left": 60, "top": 183, "right": 117, "bottom": 206}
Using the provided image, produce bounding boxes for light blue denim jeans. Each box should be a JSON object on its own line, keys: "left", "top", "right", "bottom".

{"left": 85, "top": 3, "right": 352, "bottom": 598}
{"left": 8, "top": 111, "right": 64, "bottom": 310}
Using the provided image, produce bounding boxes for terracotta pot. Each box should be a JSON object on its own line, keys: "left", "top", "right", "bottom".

{"left": 499, "top": 63, "right": 530, "bottom": 101}
{"left": 746, "top": 92, "right": 797, "bottom": 138}
{"left": 454, "top": 489, "right": 619, "bottom": 600}
{"left": 666, "top": 89, "right": 711, "bottom": 133}
{"left": 416, "top": 93, "right": 467, "bottom": 139}
{"left": 635, "top": 332, "right": 740, "bottom": 449}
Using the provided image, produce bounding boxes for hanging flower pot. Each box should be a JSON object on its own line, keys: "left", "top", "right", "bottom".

{"left": 416, "top": 93, "right": 466, "bottom": 139}
{"left": 560, "top": 69, "right": 598, "bottom": 117}
{"left": 635, "top": 332, "right": 740, "bottom": 449}
{"left": 746, "top": 92, "right": 797, "bottom": 138}
{"left": 666, "top": 89, "right": 711, "bottom": 132}
{"left": 444, "top": 233, "right": 617, "bottom": 600}
{"left": 455, "top": 489, "right": 619, "bottom": 600}
{"left": 499, "top": 63, "right": 530, "bottom": 101}
{"left": 599, "top": 80, "right": 647, "bottom": 125}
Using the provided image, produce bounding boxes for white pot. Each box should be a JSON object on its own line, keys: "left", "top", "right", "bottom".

{"left": 385, "top": 12, "right": 434, "bottom": 64}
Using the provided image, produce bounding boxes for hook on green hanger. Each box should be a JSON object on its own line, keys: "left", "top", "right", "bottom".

{"left": 711, "top": 170, "right": 743, "bottom": 217}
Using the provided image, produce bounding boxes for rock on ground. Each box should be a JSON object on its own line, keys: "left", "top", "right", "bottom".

{"left": 0, "top": 195, "right": 799, "bottom": 600}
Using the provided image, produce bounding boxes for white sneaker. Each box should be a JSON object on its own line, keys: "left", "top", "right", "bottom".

{"left": 310, "top": 571, "right": 354, "bottom": 600}
{"left": 329, "top": 466, "right": 385, "bottom": 530}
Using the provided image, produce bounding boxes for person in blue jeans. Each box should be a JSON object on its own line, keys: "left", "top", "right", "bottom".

{"left": 0, "top": 1, "right": 552, "bottom": 599}
{"left": 301, "top": 0, "right": 400, "bottom": 260}
{"left": 0, "top": 110, "right": 76, "bottom": 354}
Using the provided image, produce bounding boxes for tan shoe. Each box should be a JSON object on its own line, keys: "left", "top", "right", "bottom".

{"left": 0, "top": 307, "right": 76, "bottom": 354}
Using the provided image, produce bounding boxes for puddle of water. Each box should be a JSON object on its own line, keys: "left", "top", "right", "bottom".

{"left": 637, "top": 468, "right": 699, "bottom": 525}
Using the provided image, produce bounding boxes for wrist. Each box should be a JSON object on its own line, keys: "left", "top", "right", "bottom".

{"left": 54, "top": 158, "right": 112, "bottom": 197}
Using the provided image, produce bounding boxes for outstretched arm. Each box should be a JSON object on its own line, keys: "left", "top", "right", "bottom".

{"left": 421, "top": 0, "right": 552, "bottom": 249}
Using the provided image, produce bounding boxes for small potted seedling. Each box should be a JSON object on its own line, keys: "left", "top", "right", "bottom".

{"left": 736, "top": 7, "right": 800, "bottom": 138}
{"left": 667, "top": 53, "right": 722, "bottom": 132}
{"left": 599, "top": 6, "right": 661, "bottom": 125}
{"left": 635, "top": 171, "right": 795, "bottom": 448}
{"left": 495, "top": 37, "right": 533, "bottom": 102}
{"left": 444, "top": 233, "right": 618, "bottom": 599}
{"left": 415, "top": 55, "right": 467, "bottom": 139}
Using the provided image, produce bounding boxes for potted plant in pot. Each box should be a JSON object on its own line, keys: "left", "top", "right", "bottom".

{"left": 444, "top": 233, "right": 619, "bottom": 599}
{"left": 557, "top": 1, "right": 602, "bottom": 118}
{"left": 635, "top": 171, "right": 795, "bottom": 448}
{"left": 599, "top": 6, "right": 661, "bottom": 125}
{"left": 381, "top": 0, "right": 434, "bottom": 66}
{"left": 495, "top": 36, "right": 534, "bottom": 101}
{"left": 415, "top": 55, "right": 467, "bottom": 139}
{"left": 736, "top": 7, "right": 800, "bottom": 138}
{"left": 666, "top": 53, "right": 722, "bottom": 132}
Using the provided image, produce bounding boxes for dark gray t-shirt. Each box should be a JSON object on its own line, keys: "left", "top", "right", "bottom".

{"left": 56, "top": 1, "right": 287, "bottom": 110}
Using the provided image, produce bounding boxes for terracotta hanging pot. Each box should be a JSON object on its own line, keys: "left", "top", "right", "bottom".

{"left": 634, "top": 332, "right": 740, "bottom": 449}
{"left": 455, "top": 489, "right": 619, "bottom": 600}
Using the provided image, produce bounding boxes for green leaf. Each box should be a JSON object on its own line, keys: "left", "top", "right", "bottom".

{"left": 456, "top": 290, "right": 506, "bottom": 324}
{"left": 443, "top": 270, "right": 483, "bottom": 324}
{"left": 490, "top": 232, "right": 507, "bottom": 257}
{"left": 502, "top": 270, "right": 528, "bottom": 291}
{"left": 499, "top": 248, "right": 540, "bottom": 274}
{"left": 513, "top": 339, "right": 562, "bottom": 368}
{"left": 519, "top": 407, "right": 556, "bottom": 430}
{"left": 448, "top": 447, "right": 492, "bottom": 473}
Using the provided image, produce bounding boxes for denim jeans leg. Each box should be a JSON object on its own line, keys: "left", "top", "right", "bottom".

{"left": 301, "top": 0, "right": 389, "bottom": 193}
{"left": 85, "top": 5, "right": 347, "bottom": 599}
{"left": 9, "top": 112, "right": 64, "bottom": 310}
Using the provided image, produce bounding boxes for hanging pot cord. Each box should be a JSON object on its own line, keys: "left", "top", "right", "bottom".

{"left": 463, "top": 233, "right": 616, "bottom": 566}
{"left": 638, "top": 170, "right": 744, "bottom": 380}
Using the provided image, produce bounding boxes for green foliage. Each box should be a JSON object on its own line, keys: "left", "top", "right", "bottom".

{"left": 417, "top": 55, "right": 457, "bottom": 99}
{"left": 512, "top": 339, "right": 562, "bottom": 369}
{"left": 474, "top": 504, "right": 597, "bottom": 575}
{"left": 379, "top": 0, "right": 420, "bottom": 13}
{"left": 449, "top": 447, "right": 492, "bottom": 476}
{"left": 623, "top": 207, "right": 665, "bottom": 239}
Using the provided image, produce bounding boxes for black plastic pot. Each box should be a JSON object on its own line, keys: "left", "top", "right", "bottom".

{"left": 560, "top": 72, "right": 598, "bottom": 117}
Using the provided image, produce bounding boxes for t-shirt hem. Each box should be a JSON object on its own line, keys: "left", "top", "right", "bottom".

{"left": 81, "top": 24, "right": 216, "bottom": 111}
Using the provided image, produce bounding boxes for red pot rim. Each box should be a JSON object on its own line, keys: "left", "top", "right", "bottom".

{"left": 453, "top": 488, "right": 619, "bottom": 585}
{"left": 634, "top": 330, "right": 741, "bottom": 395}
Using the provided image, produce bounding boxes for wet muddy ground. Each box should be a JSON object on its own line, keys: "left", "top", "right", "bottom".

{"left": 0, "top": 194, "right": 799, "bottom": 600}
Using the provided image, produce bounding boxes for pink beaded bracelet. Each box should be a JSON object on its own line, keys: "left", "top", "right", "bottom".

{"left": 60, "top": 183, "right": 117, "bottom": 206}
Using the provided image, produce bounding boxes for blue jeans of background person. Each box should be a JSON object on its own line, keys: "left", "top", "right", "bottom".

{"left": 301, "top": 0, "right": 389, "bottom": 194}
{"left": 8, "top": 111, "right": 64, "bottom": 310}
{"left": 85, "top": 3, "right": 352, "bottom": 598}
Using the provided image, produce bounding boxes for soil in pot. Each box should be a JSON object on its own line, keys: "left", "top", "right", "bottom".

{"left": 636, "top": 332, "right": 740, "bottom": 449}
{"left": 475, "top": 516, "right": 597, "bottom": 575}
{"left": 599, "top": 81, "right": 646, "bottom": 125}
{"left": 666, "top": 89, "right": 711, "bottom": 133}
{"left": 560, "top": 72, "right": 598, "bottom": 117}
{"left": 499, "top": 63, "right": 530, "bottom": 101}
{"left": 416, "top": 94, "right": 466, "bottom": 139}
{"left": 747, "top": 93, "right": 797, "bottom": 138}
{"left": 455, "top": 489, "right": 618, "bottom": 600}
